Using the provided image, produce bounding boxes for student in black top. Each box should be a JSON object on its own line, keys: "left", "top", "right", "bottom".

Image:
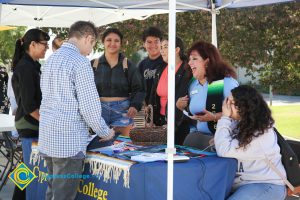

{"left": 138, "top": 27, "right": 166, "bottom": 105}
{"left": 149, "top": 37, "right": 191, "bottom": 145}
{"left": 11, "top": 28, "right": 49, "bottom": 200}
{"left": 92, "top": 28, "right": 145, "bottom": 136}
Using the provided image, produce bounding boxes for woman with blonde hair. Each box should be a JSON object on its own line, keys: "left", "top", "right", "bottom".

{"left": 52, "top": 36, "right": 64, "bottom": 52}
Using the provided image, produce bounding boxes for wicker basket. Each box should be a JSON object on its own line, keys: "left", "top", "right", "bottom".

{"left": 130, "top": 105, "right": 167, "bottom": 146}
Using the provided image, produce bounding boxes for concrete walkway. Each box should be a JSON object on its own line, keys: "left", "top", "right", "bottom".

{"left": 0, "top": 177, "right": 14, "bottom": 200}
{"left": 262, "top": 93, "right": 300, "bottom": 106}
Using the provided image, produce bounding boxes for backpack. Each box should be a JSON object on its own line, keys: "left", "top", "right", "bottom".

{"left": 92, "top": 56, "right": 128, "bottom": 78}
{"left": 265, "top": 128, "right": 300, "bottom": 196}
{"left": 92, "top": 56, "right": 131, "bottom": 96}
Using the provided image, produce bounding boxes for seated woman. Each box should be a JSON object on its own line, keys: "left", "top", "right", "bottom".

{"left": 149, "top": 37, "right": 191, "bottom": 145}
{"left": 215, "top": 85, "right": 286, "bottom": 200}
{"left": 176, "top": 41, "right": 238, "bottom": 148}
{"left": 92, "top": 28, "right": 145, "bottom": 136}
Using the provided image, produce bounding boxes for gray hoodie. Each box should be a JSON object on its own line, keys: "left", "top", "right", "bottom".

{"left": 214, "top": 116, "right": 286, "bottom": 189}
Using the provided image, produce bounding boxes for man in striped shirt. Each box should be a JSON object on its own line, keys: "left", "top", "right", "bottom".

{"left": 39, "top": 21, "right": 115, "bottom": 200}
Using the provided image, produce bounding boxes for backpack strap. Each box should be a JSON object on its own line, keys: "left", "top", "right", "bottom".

{"left": 262, "top": 129, "right": 295, "bottom": 192}
{"left": 93, "top": 56, "right": 127, "bottom": 73}
{"left": 123, "top": 57, "right": 128, "bottom": 80}
{"left": 264, "top": 157, "right": 295, "bottom": 191}
{"left": 92, "top": 58, "right": 100, "bottom": 70}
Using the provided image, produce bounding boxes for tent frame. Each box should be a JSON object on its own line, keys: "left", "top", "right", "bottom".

{"left": 0, "top": 1, "right": 295, "bottom": 199}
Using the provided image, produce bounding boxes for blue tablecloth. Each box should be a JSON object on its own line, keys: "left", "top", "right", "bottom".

{"left": 31, "top": 155, "right": 237, "bottom": 200}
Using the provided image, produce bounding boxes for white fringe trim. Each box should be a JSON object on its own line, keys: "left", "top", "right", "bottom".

{"left": 29, "top": 149, "right": 47, "bottom": 167}
{"left": 85, "top": 158, "right": 131, "bottom": 188}
{"left": 30, "top": 150, "right": 132, "bottom": 188}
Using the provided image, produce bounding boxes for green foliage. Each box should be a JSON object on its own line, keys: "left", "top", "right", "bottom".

{"left": 100, "top": 2, "right": 299, "bottom": 95}
{"left": 97, "top": 11, "right": 212, "bottom": 59}
{"left": 0, "top": 27, "right": 26, "bottom": 68}
{"left": 218, "top": 3, "right": 300, "bottom": 95}
{"left": 43, "top": 2, "right": 300, "bottom": 95}
{"left": 41, "top": 27, "right": 69, "bottom": 39}
{"left": 43, "top": 27, "right": 104, "bottom": 53}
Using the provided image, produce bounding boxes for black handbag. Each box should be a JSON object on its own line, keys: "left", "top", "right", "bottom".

{"left": 265, "top": 128, "right": 300, "bottom": 196}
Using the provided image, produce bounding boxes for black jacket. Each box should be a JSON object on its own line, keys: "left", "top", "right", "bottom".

{"left": 149, "top": 62, "right": 191, "bottom": 127}
{"left": 12, "top": 53, "right": 41, "bottom": 138}
{"left": 137, "top": 55, "right": 166, "bottom": 105}
{"left": 92, "top": 53, "right": 145, "bottom": 111}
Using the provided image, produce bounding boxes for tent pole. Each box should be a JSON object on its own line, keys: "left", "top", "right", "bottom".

{"left": 211, "top": 3, "right": 217, "bottom": 47}
{"left": 167, "top": 0, "right": 176, "bottom": 200}
{"left": 0, "top": 4, "right": 2, "bottom": 25}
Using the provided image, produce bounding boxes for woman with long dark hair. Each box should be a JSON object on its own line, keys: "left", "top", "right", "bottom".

{"left": 149, "top": 37, "right": 191, "bottom": 145}
{"left": 11, "top": 28, "right": 49, "bottom": 200}
{"left": 91, "top": 28, "right": 144, "bottom": 136}
{"left": 215, "top": 85, "right": 286, "bottom": 200}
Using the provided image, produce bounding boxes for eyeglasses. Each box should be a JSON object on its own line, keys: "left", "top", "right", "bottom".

{"left": 38, "top": 41, "right": 49, "bottom": 47}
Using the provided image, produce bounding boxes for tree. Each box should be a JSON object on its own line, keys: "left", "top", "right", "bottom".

{"left": 0, "top": 27, "right": 26, "bottom": 68}
{"left": 46, "top": 2, "right": 299, "bottom": 94}
{"left": 218, "top": 2, "right": 300, "bottom": 94}
{"left": 101, "top": 2, "right": 299, "bottom": 94}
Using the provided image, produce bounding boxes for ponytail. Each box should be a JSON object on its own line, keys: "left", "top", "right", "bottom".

{"left": 12, "top": 38, "right": 24, "bottom": 71}
{"left": 11, "top": 28, "right": 50, "bottom": 71}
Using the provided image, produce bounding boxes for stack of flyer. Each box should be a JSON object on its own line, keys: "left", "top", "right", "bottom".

{"left": 131, "top": 153, "right": 190, "bottom": 163}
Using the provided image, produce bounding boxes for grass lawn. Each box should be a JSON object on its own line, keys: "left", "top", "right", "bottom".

{"left": 271, "top": 105, "right": 300, "bottom": 140}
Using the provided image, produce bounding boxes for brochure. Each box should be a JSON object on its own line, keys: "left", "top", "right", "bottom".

{"left": 131, "top": 153, "right": 190, "bottom": 163}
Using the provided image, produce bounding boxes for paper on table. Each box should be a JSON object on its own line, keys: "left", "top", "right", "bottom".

{"left": 183, "top": 110, "right": 193, "bottom": 119}
{"left": 87, "top": 134, "right": 97, "bottom": 144}
{"left": 131, "top": 153, "right": 190, "bottom": 163}
{"left": 89, "top": 141, "right": 126, "bottom": 152}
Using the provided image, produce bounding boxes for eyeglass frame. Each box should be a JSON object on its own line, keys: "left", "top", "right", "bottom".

{"left": 37, "top": 41, "right": 49, "bottom": 47}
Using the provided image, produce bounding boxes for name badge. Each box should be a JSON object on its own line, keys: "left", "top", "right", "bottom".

{"left": 190, "top": 90, "right": 198, "bottom": 95}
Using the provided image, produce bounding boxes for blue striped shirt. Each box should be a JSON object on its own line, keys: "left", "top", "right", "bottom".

{"left": 38, "top": 42, "right": 110, "bottom": 158}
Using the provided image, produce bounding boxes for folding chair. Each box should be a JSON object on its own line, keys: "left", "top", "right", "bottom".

{"left": 183, "top": 132, "right": 214, "bottom": 151}
{"left": 0, "top": 132, "right": 22, "bottom": 191}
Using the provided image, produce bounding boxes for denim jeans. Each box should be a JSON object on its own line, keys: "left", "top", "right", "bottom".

{"left": 101, "top": 99, "right": 133, "bottom": 127}
{"left": 21, "top": 137, "right": 38, "bottom": 200}
{"left": 228, "top": 183, "right": 286, "bottom": 200}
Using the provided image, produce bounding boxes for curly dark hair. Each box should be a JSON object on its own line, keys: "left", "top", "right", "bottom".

{"left": 188, "top": 41, "right": 236, "bottom": 83}
{"left": 230, "top": 85, "right": 274, "bottom": 148}
{"left": 142, "top": 27, "right": 162, "bottom": 42}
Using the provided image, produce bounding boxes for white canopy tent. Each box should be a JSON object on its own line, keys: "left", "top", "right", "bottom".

{"left": 0, "top": 4, "right": 168, "bottom": 27}
{"left": 0, "top": 0, "right": 295, "bottom": 47}
{"left": 0, "top": 1, "right": 296, "bottom": 199}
